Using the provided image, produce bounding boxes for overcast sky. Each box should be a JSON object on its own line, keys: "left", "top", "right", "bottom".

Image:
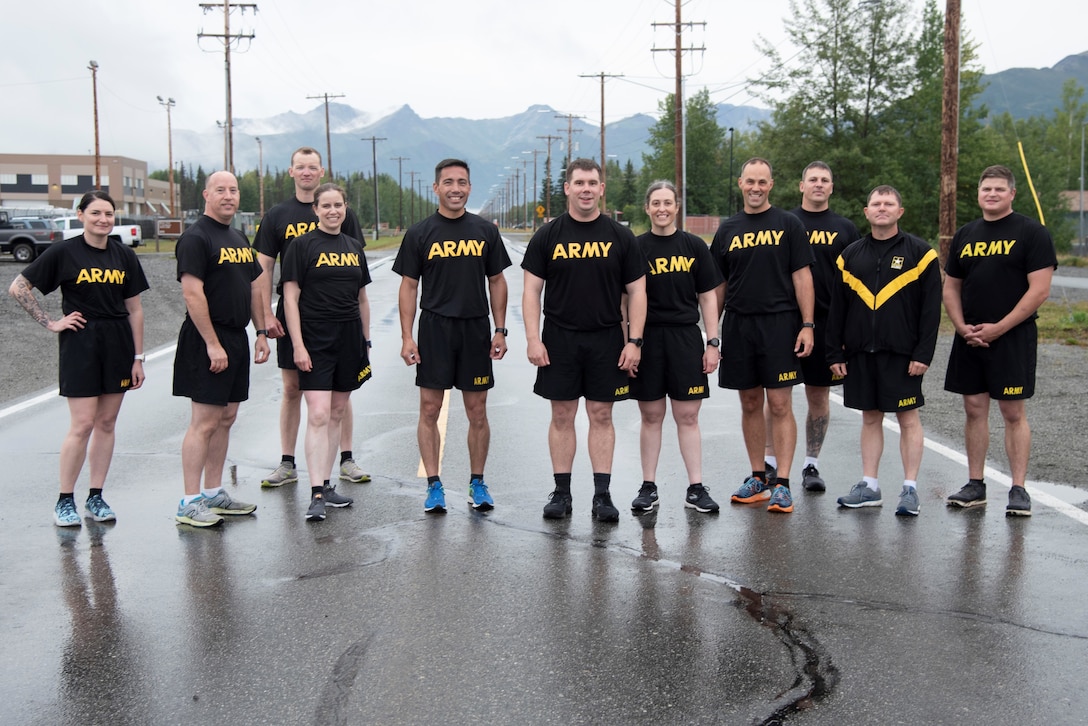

{"left": 2, "top": 0, "right": 1083, "bottom": 171}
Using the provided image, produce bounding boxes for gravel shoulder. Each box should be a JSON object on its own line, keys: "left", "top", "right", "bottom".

{"left": 2, "top": 253, "right": 1084, "bottom": 488}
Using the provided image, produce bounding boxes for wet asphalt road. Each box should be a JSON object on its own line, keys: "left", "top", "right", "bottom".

{"left": 3, "top": 244, "right": 1088, "bottom": 725}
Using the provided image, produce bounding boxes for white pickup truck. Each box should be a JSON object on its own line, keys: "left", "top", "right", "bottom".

{"left": 53, "top": 216, "right": 142, "bottom": 247}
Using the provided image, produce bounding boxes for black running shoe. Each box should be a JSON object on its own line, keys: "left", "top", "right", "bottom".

{"left": 801, "top": 464, "right": 826, "bottom": 492}
{"left": 685, "top": 484, "right": 720, "bottom": 513}
{"left": 1006, "top": 486, "right": 1032, "bottom": 517}
{"left": 543, "top": 490, "right": 573, "bottom": 519}
{"left": 591, "top": 493, "right": 620, "bottom": 522}
{"left": 764, "top": 461, "right": 778, "bottom": 484}
{"left": 947, "top": 480, "right": 986, "bottom": 508}
{"left": 306, "top": 494, "right": 326, "bottom": 522}
{"left": 631, "top": 483, "right": 659, "bottom": 512}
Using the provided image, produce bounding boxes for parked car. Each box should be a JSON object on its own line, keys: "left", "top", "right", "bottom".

{"left": 0, "top": 213, "right": 61, "bottom": 262}
{"left": 52, "top": 216, "right": 142, "bottom": 247}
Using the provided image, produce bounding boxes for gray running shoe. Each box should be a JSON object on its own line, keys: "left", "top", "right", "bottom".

{"left": 54, "top": 498, "right": 81, "bottom": 528}
{"left": 895, "top": 486, "right": 920, "bottom": 516}
{"left": 262, "top": 462, "right": 298, "bottom": 488}
{"left": 85, "top": 493, "right": 116, "bottom": 522}
{"left": 306, "top": 494, "right": 326, "bottom": 522}
{"left": 339, "top": 459, "right": 371, "bottom": 483}
{"left": 947, "top": 480, "right": 986, "bottom": 508}
{"left": 175, "top": 496, "right": 224, "bottom": 527}
{"left": 764, "top": 461, "right": 778, "bottom": 484}
{"left": 203, "top": 489, "right": 257, "bottom": 516}
{"left": 322, "top": 484, "right": 354, "bottom": 508}
{"left": 1006, "top": 486, "right": 1032, "bottom": 517}
{"left": 837, "top": 482, "right": 882, "bottom": 508}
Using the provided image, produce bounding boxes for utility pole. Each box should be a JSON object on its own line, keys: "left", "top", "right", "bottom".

{"left": 555, "top": 113, "right": 585, "bottom": 170}
{"left": 157, "top": 96, "right": 176, "bottom": 215}
{"left": 198, "top": 1, "right": 256, "bottom": 174}
{"left": 361, "top": 136, "right": 386, "bottom": 242}
{"left": 579, "top": 72, "right": 623, "bottom": 216}
{"left": 307, "top": 92, "right": 345, "bottom": 178}
{"left": 407, "top": 170, "right": 419, "bottom": 226}
{"left": 522, "top": 149, "right": 543, "bottom": 230}
{"left": 536, "top": 134, "right": 561, "bottom": 221}
{"left": 937, "top": 0, "right": 961, "bottom": 267}
{"left": 390, "top": 155, "right": 410, "bottom": 231}
{"left": 255, "top": 136, "right": 265, "bottom": 216}
{"left": 653, "top": 1, "right": 705, "bottom": 230}
{"left": 89, "top": 61, "right": 100, "bottom": 190}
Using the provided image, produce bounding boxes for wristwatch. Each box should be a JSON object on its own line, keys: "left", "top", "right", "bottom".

{"left": 706, "top": 337, "right": 720, "bottom": 347}
{"left": 494, "top": 327, "right": 509, "bottom": 335}
{"left": 255, "top": 329, "right": 269, "bottom": 336}
{"left": 801, "top": 322, "right": 815, "bottom": 329}
{"left": 134, "top": 354, "right": 146, "bottom": 362}
{"left": 628, "top": 337, "right": 644, "bottom": 348}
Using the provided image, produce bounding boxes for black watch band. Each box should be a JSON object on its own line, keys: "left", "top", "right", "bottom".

{"left": 628, "top": 337, "right": 644, "bottom": 348}
{"left": 494, "top": 327, "right": 508, "bottom": 336}
{"left": 255, "top": 329, "right": 268, "bottom": 336}
{"left": 801, "top": 322, "right": 815, "bottom": 329}
{"left": 706, "top": 337, "right": 720, "bottom": 347}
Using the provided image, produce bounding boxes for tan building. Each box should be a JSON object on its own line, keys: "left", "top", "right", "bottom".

{"left": 0, "top": 153, "right": 175, "bottom": 216}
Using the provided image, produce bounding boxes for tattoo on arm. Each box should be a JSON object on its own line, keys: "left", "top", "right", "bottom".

{"left": 806, "top": 414, "right": 829, "bottom": 457}
{"left": 11, "top": 276, "right": 50, "bottom": 328}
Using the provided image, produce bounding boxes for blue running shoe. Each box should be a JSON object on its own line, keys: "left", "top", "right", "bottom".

{"left": 731, "top": 476, "right": 771, "bottom": 504}
{"left": 54, "top": 498, "right": 81, "bottom": 527}
{"left": 767, "top": 485, "right": 794, "bottom": 513}
{"left": 85, "top": 494, "right": 116, "bottom": 522}
{"left": 425, "top": 480, "right": 446, "bottom": 513}
{"left": 468, "top": 478, "right": 494, "bottom": 511}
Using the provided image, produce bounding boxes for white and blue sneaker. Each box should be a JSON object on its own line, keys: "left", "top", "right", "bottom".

{"left": 54, "top": 498, "right": 81, "bottom": 527}
{"left": 85, "top": 494, "right": 116, "bottom": 522}
{"left": 468, "top": 478, "right": 494, "bottom": 511}
{"left": 425, "top": 480, "right": 446, "bottom": 513}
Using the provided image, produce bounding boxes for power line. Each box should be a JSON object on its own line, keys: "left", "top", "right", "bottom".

{"left": 579, "top": 72, "right": 624, "bottom": 216}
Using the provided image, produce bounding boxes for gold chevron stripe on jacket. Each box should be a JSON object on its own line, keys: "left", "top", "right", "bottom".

{"left": 837, "top": 248, "right": 938, "bottom": 310}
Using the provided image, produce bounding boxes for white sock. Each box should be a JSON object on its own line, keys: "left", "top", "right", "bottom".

{"left": 804, "top": 456, "right": 818, "bottom": 468}
{"left": 765, "top": 456, "right": 778, "bottom": 469}
{"left": 903, "top": 480, "right": 917, "bottom": 490}
{"left": 182, "top": 494, "right": 201, "bottom": 506}
{"left": 863, "top": 476, "right": 879, "bottom": 491}
{"left": 202, "top": 486, "right": 222, "bottom": 498}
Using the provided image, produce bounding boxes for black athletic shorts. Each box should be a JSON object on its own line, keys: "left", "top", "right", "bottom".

{"left": 718, "top": 310, "right": 804, "bottom": 390}
{"left": 297, "top": 318, "right": 372, "bottom": 392}
{"left": 274, "top": 297, "right": 297, "bottom": 371}
{"left": 630, "top": 324, "right": 709, "bottom": 401}
{"left": 58, "top": 318, "right": 136, "bottom": 397}
{"left": 944, "top": 320, "right": 1037, "bottom": 400}
{"left": 172, "top": 319, "right": 251, "bottom": 406}
{"left": 416, "top": 310, "right": 493, "bottom": 391}
{"left": 799, "top": 317, "right": 843, "bottom": 388}
{"left": 842, "top": 351, "right": 924, "bottom": 413}
{"left": 533, "top": 319, "right": 630, "bottom": 402}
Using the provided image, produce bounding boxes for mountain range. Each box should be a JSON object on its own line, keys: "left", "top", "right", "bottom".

{"left": 165, "top": 52, "right": 1088, "bottom": 190}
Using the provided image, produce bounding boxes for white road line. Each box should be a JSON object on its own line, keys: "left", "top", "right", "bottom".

{"left": 830, "top": 391, "right": 1088, "bottom": 526}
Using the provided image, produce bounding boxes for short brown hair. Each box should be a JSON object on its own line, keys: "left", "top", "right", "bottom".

{"left": 867, "top": 184, "right": 902, "bottom": 206}
{"left": 566, "top": 158, "right": 602, "bottom": 182}
{"left": 978, "top": 165, "right": 1016, "bottom": 190}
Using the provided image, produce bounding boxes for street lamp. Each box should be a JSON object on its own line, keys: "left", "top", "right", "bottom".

{"left": 89, "top": 61, "right": 101, "bottom": 189}
{"left": 157, "top": 96, "right": 176, "bottom": 216}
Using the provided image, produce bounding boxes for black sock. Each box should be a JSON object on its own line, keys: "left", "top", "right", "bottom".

{"left": 969, "top": 478, "right": 985, "bottom": 486}
{"left": 282, "top": 455, "right": 296, "bottom": 466}
{"left": 427, "top": 475, "right": 441, "bottom": 485}
{"left": 340, "top": 451, "right": 352, "bottom": 465}
{"left": 58, "top": 492, "right": 75, "bottom": 504}
{"left": 553, "top": 473, "right": 572, "bottom": 494}
{"left": 323, "top": 480, "right": 331, "bottom": 488}
{"left": 471, "top": 473, "right": 483, "bottom": 483}
{"left": 777, "top": 478, "right": 790, "bottom": 489}
{"left": 688, "top": 482, "right": 701, "bottom": 490}
{"left": 593, "top": 473, "right": 611, "bottom": 495}
{"left": 88, "top": 488, "right": 103, "bottom": 499}
{"left": 753, "top": 470, "right": 766, "bottom": 482}
{"left": 643, "top": 480, "right": 655, "bottom": 488}
{"left": 311, "top": 486, "right": 323, "bottom": 499}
